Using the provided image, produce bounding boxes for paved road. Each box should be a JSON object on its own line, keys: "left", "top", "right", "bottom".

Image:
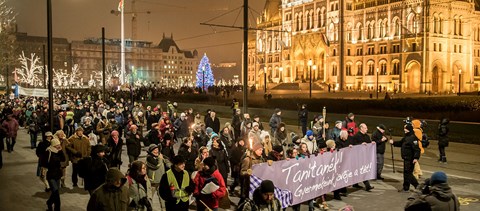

{"left": 1, "top": 126, "right": 479, "bottom": 210}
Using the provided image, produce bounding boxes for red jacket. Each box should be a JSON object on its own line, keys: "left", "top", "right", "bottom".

{"left": 193, "top": 169, "right": 226, "bottom": 209}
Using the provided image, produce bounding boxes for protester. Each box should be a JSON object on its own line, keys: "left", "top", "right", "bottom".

{"left": 351, "top": 123, "right": 375, "bottom": 191}
{"left": 231, "top": 109, "right": 242, "bottom": 140}
{"left": 83, "top": 145, "right": 109, "bottom": 194}
{"left": 177, "top": 137, "right": 197, "bottom": 174}
{"left": 3, "top": 114, "right": 19, "bottom": 152}
{"left": 269, "top": 108, "right": 282, "bottom": 135}
{"left": 405, "top": 171, "right": 460, "bottom": 211}
{"left": 390, "top": 124, "right": 420, "bottom": 192}
{"left": 298, "top": 104, "right": 308, "bottom": 136}
{"left": 66, "top": 127, "right": 91, "bottom": 187}
{"left": 239, "top": 180, "right": 281, "bottom": 211}
{"left": 195, "top": 146, "right": 209, "bottom": 171}
{"left": 37, "top": 131, "right": 54, "bottom": 192}
{"left": 342, "top": 113, "right": 358, "bottom": 136}
{"left": 205, "top": 110, "right": 220, "bottom": 134}
{"left": 193, "top": 156, "right": 227, "bottom": 211}
{"left": 240, "top": 143, "right": 266, "bottom": 204}
{"left": 126, "top": 160, "right": 153, "bottom": 211}
{"left": 159, "top": 155, "right": 195, "bottom": 211}
{"left": 87, "top": 168, "right": 129, "bottom": 211}
{"left": 300, "top": 130, "right": 317, "bottom": 154}
{"left": 41, "top": 137, "right": 66, "bottom": 211}
{"left": 372, "top": 124, "right": 388, "bottom": 180}
{"left": 437, "top": 118, "right": 450, "bottom": 164}
{"left": 229, "top": 139, "right": 246, "bottom": 194}
{"left": 106, "top": 130, "right": 123, "bottom": 169}
{"left": 126, "top": 125, "right": 142, "bottom": 163}
{"left": 27, "top": 111, "right": 40, "bottom": 149}
{"left": 146, "top": 144, "right": 171, "bottom": 210}
{"left": 209, "top": 136, "right": 230, "bottom": 185}
{"left": 55, "top": 130, "right": 70, "bottom": 188}
{"left": 96, "top": 116, "right": 112, "bottom": 145}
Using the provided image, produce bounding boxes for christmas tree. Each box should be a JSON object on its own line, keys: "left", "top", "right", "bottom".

{"left": 196, "top": 53, "right": 214, "bottom": 89}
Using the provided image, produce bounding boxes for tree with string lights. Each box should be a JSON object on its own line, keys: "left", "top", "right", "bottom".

{"left": 195, "top": 53, "right": 214, "bottom": 90}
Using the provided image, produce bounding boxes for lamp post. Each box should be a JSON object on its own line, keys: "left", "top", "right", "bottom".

{"left": 279, "top": 67, "right": 283, "bottom": 83}
{"left": 376, "top": 67, "right": 379, "bottom": 99}
{"left": 458, "top": 69, "right": 462, "bottom": 95}
{"left": 264, "top": 68, "right": 267, "bottom": 93}
{"left": 308, "top": 59, "right": 313, "bottom": 98}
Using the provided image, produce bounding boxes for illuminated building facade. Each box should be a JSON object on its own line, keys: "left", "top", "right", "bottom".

{"left": 249, "top": 0, "right": 480, "bottom": 93}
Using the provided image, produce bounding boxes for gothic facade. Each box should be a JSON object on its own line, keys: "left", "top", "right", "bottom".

{"left": 249, "top": 0, "right": 480, "bottom": 93}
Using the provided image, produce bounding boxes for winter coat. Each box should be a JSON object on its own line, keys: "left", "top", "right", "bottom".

{"left": 66, "top": 134, "right": 91, "bottom": 163}
{"left": 59, "top": 137, "right": 71, "bottom": 167}
{"left": 352, "top": 132, "right": 372, "bottom": 145}
{"left": 87, "top": 181, "right": 129, "bottom": 211}
{"left": 193, "top": 168, "right": 227, "bottom": 210}
{"left": 298, "top": 108, "right": 308, "bottom": 123}
{"left": 2, "top": 118, "right": 19, "bottom": 138}
{"left": 174, "top": 118, "right": 190, "bottom": 139}
{"left": 343, "top": 117, "right": 358, "bottom": 136}
{"left": 336, "top": 136, "right": 353, "bottom": 150}
{"left": 273, "top": 128, "right": 287, "bottom": 146}
{"left": 241, "top": 187, "right": 282, "bottom": 211}
{"left": 177, "top": 144, "right": 197, "bottom": 174}
{"left": 393, "top": 133, "right": 421, "bottom": 161}
{"left": 84, "top": 155, "right": 109, "bottom": 192}
{"left": 107, "top": 136, "right": 123, "bottom": 167}
{"left": 230, "top": 145, "right": 246, "bottom": 174}
{"left": 438, "top": 119, "right": 450, "bottom": 147}
{"left": 405, "top": 183, "right": 459, "bottom": 211}
{"left": 126, "top": 176, "right": 152, "bottom": 211}
{"left": 125, "top": 132, "right": 142, "bottom": 157}
{"left": 205, "top": 116, "right": 221, "bottom": 134}
{"left": 301, "top": 136, "right": 317, "bottom": 154}
{"left": 97, "top": 120, "right": 112, "bottom": 143}
{"left": 269, "top": 113, "right": 282, "bottom": 131}
{"left": 159, "top": 168, "right": 195, "bottom": 210}
{"left": 40, "top": 149, "right": 66, "bottom": 180}
{"left": 82, "top": 123, "right": 95, "bottom": 136}
{"left": 209, "top": 146, "right": 230, "bottom": 184}
{"left": 146, "top": 154, "right": 171, "bottom": 184}
{"left": 372, "top": 129, "right": 387, "bottom": 154}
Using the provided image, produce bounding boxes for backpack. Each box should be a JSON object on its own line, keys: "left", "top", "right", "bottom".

{"left": 421, "top": 133, "right": 430, "bottom": 148}
{"left": 77, "top": 156, "right": 92, "bottom": 178}
{"left": 236, "top": 198, "right": 256, "bottom": 211}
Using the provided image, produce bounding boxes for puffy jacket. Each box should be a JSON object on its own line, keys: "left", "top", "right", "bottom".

{"left": 66, "top": 134, "right": 91, "bottom": 163}
{"left": 193, "top": 169, "right": 227, "bottom": 210}
{"left": 405, "top": 183, "right": 459, "bottom": 211}
{"left": 393, "top": 133, "right": 420, "bottom": 161}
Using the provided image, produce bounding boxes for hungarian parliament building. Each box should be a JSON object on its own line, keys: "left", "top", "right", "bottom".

{"left": 248, "top": 0, "right": 480, "bottom": 93}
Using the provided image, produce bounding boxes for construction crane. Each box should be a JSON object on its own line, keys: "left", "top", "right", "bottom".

{"left": 110, "top": 0, "right": 150, "bottom": 40}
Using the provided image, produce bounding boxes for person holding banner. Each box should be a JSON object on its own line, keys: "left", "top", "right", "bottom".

{"left": 389, "top": 124, "right": 420, "bottom": 192}
{"left": 238, "top": 180, "right": 282, "bottom": 211}
{"left": 372, "top": 124, "right": 388, "bottom": 180}
{"left": 239, "top": 142, "right": 265, "bottom": 205}
{"left": 351, "top": 123, "right": 375, "bottom": 192}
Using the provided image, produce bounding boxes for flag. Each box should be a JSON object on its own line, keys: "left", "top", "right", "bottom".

{"left": 118, "top": 0, "right": 124, "bottom": 11}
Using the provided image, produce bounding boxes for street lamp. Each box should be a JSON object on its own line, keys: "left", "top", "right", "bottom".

{"left": 279, "top": 67, "right": 283, "bottom": 83}
{"left": 458, "top": 69, "right": 462, "bottom": 95}
{"left": 308, "top": 59, "right": 313, "bottom": 98}
{"left": 376, "top": 67, "right": 379, "bottom": 99}
{"left": 264, "top": 68, "right": 267, "bottom": 93}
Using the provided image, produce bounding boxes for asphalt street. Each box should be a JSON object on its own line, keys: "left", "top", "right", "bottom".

{"left": 0, "top": 125, "right": 478, "bottom": 210}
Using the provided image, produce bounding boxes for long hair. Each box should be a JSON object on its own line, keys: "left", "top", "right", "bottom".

{"left": 128, "top": 160, "right": 145, "bottom": 180}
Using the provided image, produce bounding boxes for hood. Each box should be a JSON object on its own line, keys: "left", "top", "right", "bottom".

{"left": 105, "top": 168, "right": 126, "bottom": 186}
{"left": 429, "top": 183, "right": 454, "bottom": 201}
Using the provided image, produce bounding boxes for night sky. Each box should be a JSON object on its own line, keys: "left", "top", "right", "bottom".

{"left": 7, "top": 0, "right": 264, "bottom": 65}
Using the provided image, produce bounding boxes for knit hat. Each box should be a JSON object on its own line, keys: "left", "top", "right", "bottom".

{"left": 148, "top": 144, "right": 159, "bottom": 154}
{"left": 45, "top": 132, "right": 54, "bottom": 137}
{"left": 252, "top": 122, "right": 259, "bottom": 127}
{"left": 105, "top": 168, "right": 126, "bottom": 184}
{"left": 260, "top": 131, "right": 270, "bottom": 141}
{"left": 326, "top": 139, "right": 336, "bottom": 149}
{"left": 172, "top": 155, "right": 185, "bottom": 165}
{"left": 206, "top": 127, "right": 213, "bottom": 135}
{"left": 203, "top": 156, "right": 216, "bottom": 168}
{"left": 211, "top": 133, "right": 219, "bottom": 139}
{"left": 347, "top": 113, "right": 355, "bottom": 118}
{"left": 50, "top": 138, "right": 61, "bottom": 147}
{"left": 430, "top": 171, "right": 447, "bottom": 185}
{"left": 273, "top": 145, "right": 283, "bottom": 153}
{"left": 92, "top": 144, "right": 107, "bottom": 154}
{"left": 163, "top": 133, "right": 172, "bottom": 141}
{"left": 377, "top": 124, "right": 386, "bottom": 131}
{"left": 306, "top": 130, "right": 314, "bottom": 137}
{"left": 260, "top": 180, "right": 275, "bottom": 193}
{"left": 252, "top": 142, "right": 263, "bottom": 152}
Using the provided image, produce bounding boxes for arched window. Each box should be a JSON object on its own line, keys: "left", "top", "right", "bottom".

{"left": 392, "top": 61, "right": 400, "bottom": 75}
{"left": 357, "top": 63, "right": 363, "bottom": 75}
{"left": 316, "top": 8, "right": 321, "bottom": 28}
{"left": 322, "top": 8, "right": 326, "bottom": 27}
{"left": 332, "top": 63, "right": 338, "bottom": 76}
{"left": 357, "top": 23, "right": 363, "bottom": 40}
{"left": 346, "top": 64, "right": 352, "bottom": 76}
{"left": 379, "top": 20, "right": 384, "bottom": 38}
{"left": 475, "top": 64, "right": 480, "bottom": 76}
{"left": 407, "top": 13, "right": 416, "bottom": 33}
{"left": 439, "top": 16, "right": 443, "bottom": 34}
{"left": 306, "top": 11, "right": 311, "bottom": 30}
{"left": 433, "top": 16, "right": 437, "bottom": 33}
{"left": 295, "top": 14, "right": 300, "bottom": 31}
{"left": 380, "top": 61, "right": 387, "bottom": 75}
{"left": 459, "top": 16, "right": 463, "bottom": 36}
{"left": 367, "top": 62, "right": 375, "bottom": 75}
{"left": 369, "top": 22, "right": 374, "bottom": 39}
{"left": 453, "top": 17, "right": 457, "bottom": 35}
{"left": 394, "top": 19, "right": 400, "bottom": 36}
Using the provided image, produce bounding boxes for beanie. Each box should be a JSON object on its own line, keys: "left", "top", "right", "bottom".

{"left": 306, "top": 130, "right": 314, "bottom": 137}
{"left": 172, "top": 155, "right": 185, "bottom": 165}
{"left": 50, "top": 138, "right": 61, "bottom": 147}
{"left": 430, "top": 171, "right": 447, "bottom": 185}
{"left": 252, "top": 142, "right": 263, "bottom": 152}
{"left": 206, "top": 127, "right": 213, "bottom": 135}
{"left": 273, "top": 145, "right": 283, "bottom": 153}
{"left": 377, "top": 124, "right": 386, "bottom": 131}
{"left": 260, "top": 180, "right": 275, "bottom": 193}
{"left": 148, "top": 144, "right": 158, "bottom": 154}
{"left": 105, "top": 168, "right": 125, "bottom": 184}
{"left": 163, "top": 133, "right": 172, "bottom": 141}
{"left": 203, "top": 156, "right": 216, "bottom": 168}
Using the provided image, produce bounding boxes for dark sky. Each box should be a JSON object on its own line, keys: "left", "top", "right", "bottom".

{"left": 8, "top": 0, "right": 265, "bottom": 64}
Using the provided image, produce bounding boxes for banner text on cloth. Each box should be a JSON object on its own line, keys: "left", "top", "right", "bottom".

{"left": 251, "top": 144, "right": 376, "bottom": 205}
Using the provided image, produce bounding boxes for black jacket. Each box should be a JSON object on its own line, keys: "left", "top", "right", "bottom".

{"left": 298, "top": 109, "right": 308, "bottom": 123}
{"left": 41, "top": 149, "right": 66, "bottom": 180}
{"left": 84, "top": 155, "right": 109, "bottom": 191}
{"left": 352, "top": 132, "right": 371, "bottom": 145}
{"left": 393, "top": 133, "right": 421, "bottom": 161}
{"left": 125, "top": 132, "right": 142, "bottom": 157}
{"left": 205, "top": 116, "right": 220, "bottom": 134}
{"left": 177, "top": 144, "right": 197, "bottom": 174}
{"left": 107, "top": 137, "right": 123, "bottom": 167}
{"left": 372, "top": 129, "right": 386, "bottom": 154}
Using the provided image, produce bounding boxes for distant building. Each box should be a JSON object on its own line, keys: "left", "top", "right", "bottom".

{"left": 249, "top": 0, "right": 480, "bottom": 93}
{"left": 15, "top": 32, "right": 198, "bottom": 88}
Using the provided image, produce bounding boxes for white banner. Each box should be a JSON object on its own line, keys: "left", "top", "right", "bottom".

{"left": 252, "top": 144, "right": 377, "bottom": 205}
{"left": 16, "top": 85, "right": 49, "bottom": 97}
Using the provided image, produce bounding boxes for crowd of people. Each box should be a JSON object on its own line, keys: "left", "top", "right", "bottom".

{"left": 0, "top": 91, "right": 459, "bottom": 211}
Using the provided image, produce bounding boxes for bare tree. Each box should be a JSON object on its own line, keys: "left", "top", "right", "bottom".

{"left": 14, "top": 51, "right": 43, "bottom": 86}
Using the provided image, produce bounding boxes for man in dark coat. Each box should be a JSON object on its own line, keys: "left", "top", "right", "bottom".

{"left": 126, "top": 125, "right": 142, "bottom": 164}
{"left": 437, "top": 118, "right": 450, "bottom": 163}
{"left": 87, "top": 168, "right": 129, "bottom": 211}
{"left": 351, "top": 123, "right": 374, "bottom": 191}
{"left": 269, "top": 108, "right": 282, "bottom": 135}
{"left": 205, "top": 110, "right": 220, "bottom": 134}
{"left": 298, "top": 104, "right": 308, "bottom": 136}
{"left": 390, "top": 124, "right": 421, "bottom": 192}
{"left": 231, "top": 109, "right": 243, "bottom": 140}
{"left": 159, "top": 156, "right": 195, "bottom": 211}
{"left": 372, "top": 124, "right": 388, "bottom": 180}
{"left": 84, "top": 145, "right": 109, "bottom": 194}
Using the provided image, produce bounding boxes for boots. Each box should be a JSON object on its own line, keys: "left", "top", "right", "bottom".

{"left": 441, "top": 156, "right": 447, "bottom": 164}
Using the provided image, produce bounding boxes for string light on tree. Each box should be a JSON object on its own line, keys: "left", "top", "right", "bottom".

{"left": 196, "top": 53, "right": 214, "bottom": 90}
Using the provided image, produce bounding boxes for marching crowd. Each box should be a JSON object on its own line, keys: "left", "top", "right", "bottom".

{"left": 0, "top": 92, "right": 460, "bottom": 211}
